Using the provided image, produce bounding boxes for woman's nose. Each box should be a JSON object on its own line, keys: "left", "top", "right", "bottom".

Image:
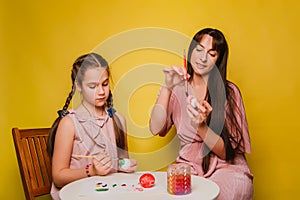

{"left": 200, "top": 51, "right": 207, "bottom": 62}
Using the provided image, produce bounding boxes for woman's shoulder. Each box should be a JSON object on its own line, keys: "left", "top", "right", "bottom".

{"left": 227, "top": 80, "right": 239, "bottom": 90}
{"left": 227, "top": 81, "right": 242, "bottom": 96}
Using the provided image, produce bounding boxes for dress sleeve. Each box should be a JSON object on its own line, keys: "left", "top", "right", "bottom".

{"left": 228, "top": 83, "right": 251, "bottom": 154}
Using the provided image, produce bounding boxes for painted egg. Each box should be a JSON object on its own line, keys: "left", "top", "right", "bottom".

{"left": 120, "top": 158, "right": 131, "bottom": 170}
{"left": 139, "top": 173, "right": 155, "bottom": 188}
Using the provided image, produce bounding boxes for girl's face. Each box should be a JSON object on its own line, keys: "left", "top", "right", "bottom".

{"left": 78, "top": 67, "right": 110, "bottom": 110}
{"left": 190, "top": 34, "right": 218, "bottom": 77}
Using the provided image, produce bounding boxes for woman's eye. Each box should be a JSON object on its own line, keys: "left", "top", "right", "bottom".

{"left": 209, "top": 51, "right": 217, "bottom": 57}
{"left": 88, "top": 84, "right": 97, "bottom": 89}
{"left": 196, "top": 48, "right": 203, "bottom": 52}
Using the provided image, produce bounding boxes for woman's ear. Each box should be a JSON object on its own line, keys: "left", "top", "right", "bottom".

{"left": 75, "top": 80, "right": 82, "bottom": 92}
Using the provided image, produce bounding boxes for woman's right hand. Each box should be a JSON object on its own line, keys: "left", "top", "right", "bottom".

{"left": 163, "top": 66, "right": 188, "bottom": 89}
{"left": 92, "top": 151, "right": 112, "bottom": 176}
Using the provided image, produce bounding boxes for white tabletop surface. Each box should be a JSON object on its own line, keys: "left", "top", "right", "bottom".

{"left": 59, "top": 171, "right": 219, "bottom": 200}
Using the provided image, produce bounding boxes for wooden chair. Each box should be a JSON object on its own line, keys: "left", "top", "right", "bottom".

{"left": 12, "top": 128, "right": 52, "bottom": 200}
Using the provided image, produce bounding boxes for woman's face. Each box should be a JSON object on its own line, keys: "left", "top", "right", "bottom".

{"left": 78, "top": 67, "right": 110, "bottom": 109}
{"left": 190, "top": 34, "right": 218, "bottom": 76}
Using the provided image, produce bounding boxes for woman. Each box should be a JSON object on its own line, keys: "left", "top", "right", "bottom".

{"left": 150, "top": 28, "right": 253, "bottom": 199}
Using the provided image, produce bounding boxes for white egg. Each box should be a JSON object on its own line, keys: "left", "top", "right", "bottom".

{"left": 120, "top": 158, "right": 130, "bottom": 170}
{"left": 191, "top": 98, "right": 197, "bottom": 108}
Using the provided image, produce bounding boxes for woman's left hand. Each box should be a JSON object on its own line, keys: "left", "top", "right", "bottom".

{"left": 186, "top": 95, "right": 212, "bottom": 129}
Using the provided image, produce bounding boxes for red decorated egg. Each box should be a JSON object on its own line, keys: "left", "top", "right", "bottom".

{"left": 139, "top": 173, "right": 155, "bottom": 188}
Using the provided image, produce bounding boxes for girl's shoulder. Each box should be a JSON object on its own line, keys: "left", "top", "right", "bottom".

{"left": 56, "top": 115, "right": 76, "bottom": 137}
{"left": 59, "top": 115, "right": 74, "bottom": 127}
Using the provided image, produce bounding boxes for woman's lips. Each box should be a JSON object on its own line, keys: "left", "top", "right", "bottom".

{"left": 195, "top": 62, "right": 206, "bottom": 69}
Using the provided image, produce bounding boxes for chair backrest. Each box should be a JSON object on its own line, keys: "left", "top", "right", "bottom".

{"left": 12, "top": 127, "right": 52, "bottom": 200}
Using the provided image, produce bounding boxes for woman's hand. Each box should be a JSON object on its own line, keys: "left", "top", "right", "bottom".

{"left": 163, "top": 66, "right": 189, "bottom": 89}
{"left": 118, "top": 158, "right": 138, "bottom": 173}
{"left": 186, "top": 95, "right": 212, "bottom": 129}
{"left": 92, "top": 151, "right": 112, "bottom": 176}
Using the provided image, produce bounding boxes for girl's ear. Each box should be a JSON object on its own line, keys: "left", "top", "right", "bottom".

{"left": 75, "top": 80, "right": 82, "bottom": 92}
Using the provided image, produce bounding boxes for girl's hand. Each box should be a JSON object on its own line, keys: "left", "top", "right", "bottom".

{"left": 118, "top": 158, "right": 138, "bottom": 173}
{"left": 92, "top": 151, "right": 112, "bottom": 176}
{"left": 186, "top": 95, "right": 212, "bottom": 129}
{"left": 163, "top": 66, "right": 189, "bottom": 89}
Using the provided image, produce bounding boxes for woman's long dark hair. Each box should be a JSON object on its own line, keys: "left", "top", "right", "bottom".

{"left": 187, "top": 28, "right": 244, "bottom": 173}
{"left": 47, "top": 53, "right": 126, "bottom": 158}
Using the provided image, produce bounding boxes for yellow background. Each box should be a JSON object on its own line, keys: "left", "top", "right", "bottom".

{"left": 1, "top": 0, "right": 299, "bottom": 199}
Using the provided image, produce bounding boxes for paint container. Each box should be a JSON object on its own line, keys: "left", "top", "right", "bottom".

{"left": 167, "top": 163, "right": 191, "bottom": 195}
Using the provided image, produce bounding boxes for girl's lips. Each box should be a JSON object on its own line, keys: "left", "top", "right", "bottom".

{"left": 96, "top": 97, "right": 105, "bottom": 101}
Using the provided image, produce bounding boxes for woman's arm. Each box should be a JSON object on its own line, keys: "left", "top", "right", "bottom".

{"left": 187, "top": 97, "right": 226, "bottom": 160}
{"left": 197, "top": 124, "right": 226, "bottom": 160}
{"left": 150, "top": 66, "right": 188, "bottom": 135}
{"left": 149, "top": 85, "right": 172, "bottom": 135}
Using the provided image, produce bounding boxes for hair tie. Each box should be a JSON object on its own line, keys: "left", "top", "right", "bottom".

{"left": 57, "top": 110, "right": 69, "bottom": 118}
{"left": 107, "top": 107, "right": 116, "bottom": 118}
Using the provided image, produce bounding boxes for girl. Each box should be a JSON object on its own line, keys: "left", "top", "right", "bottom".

{"left": 150, "top": 28, "right": 253, "bottom": 199}
{"left": 47, "top": 53, "right": 137, "bottom": 199}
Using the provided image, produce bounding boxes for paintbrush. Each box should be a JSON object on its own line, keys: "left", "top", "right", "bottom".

{"left": 184, "top": 49, "right": 188, "bottom": 97}
{"left": 72, "top": 154, "right": 119, "bottom": 160}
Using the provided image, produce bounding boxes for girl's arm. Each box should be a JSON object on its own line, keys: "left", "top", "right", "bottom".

{"left": 115, "top": 113, "right": 138, "bottom": 173}
{"left": 51, "top": 116, "right": 89, "bottom": 188}
{"left": 115, "top": 113, "right": 129, "bottom": 158}
{"left": 52, "top": 116, "right": 112, "bottom": 188}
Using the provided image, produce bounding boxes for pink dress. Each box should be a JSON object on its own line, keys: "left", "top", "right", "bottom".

{"left": 159, "top": 82, "right": 253, "bottom": 200}
{"left": 50, "top": 110, "right": 124, "bottom": 200}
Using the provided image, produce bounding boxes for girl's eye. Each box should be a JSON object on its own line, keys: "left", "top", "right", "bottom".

{"left": 209, "top": 53, "right": 216, "bottom": 57}
{"left": 102, "top": 82, "right": 109, "bottom": 87}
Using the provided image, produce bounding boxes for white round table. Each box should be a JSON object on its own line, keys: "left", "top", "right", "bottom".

{"left": 59, "top": 171, "right": 219, "bottom": 200}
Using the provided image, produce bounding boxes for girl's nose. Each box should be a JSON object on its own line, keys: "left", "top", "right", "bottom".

{"left": 97, "top": 86, "right": 104, "bottom": 94}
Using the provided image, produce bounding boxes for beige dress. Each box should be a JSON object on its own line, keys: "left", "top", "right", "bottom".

{"left": 50, "top": 109, "right": 125, "bottom": 200}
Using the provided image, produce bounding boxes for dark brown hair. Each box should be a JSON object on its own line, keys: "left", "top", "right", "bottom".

{"left": 187, "top": 28, "right": 245, "bottom": 173}
{"left": 47, "top": 53, "right": 126, "bottom": 157}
